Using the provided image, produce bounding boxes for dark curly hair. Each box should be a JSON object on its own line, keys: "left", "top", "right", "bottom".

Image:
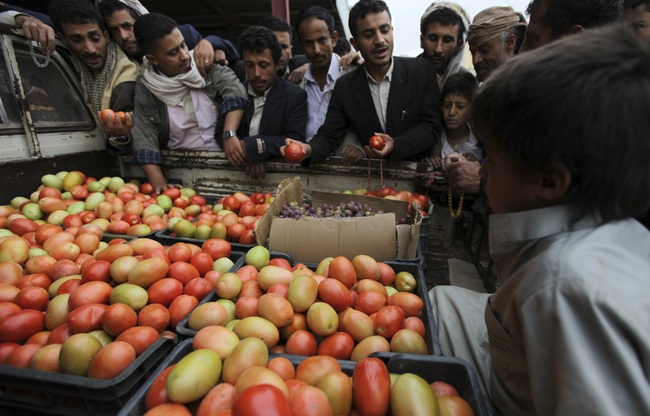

{"left": 237, "top": 26, "right": 282, "bottom": 63}
{"left": 526, "top": 0, "right": 623, "bottom": 39}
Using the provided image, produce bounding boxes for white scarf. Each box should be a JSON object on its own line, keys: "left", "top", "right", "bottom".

{"left": 140, "top": 51, "right": 206, "bottom": 119}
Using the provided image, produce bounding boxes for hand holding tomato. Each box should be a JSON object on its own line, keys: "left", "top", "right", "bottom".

{"left": 281, "top": 138, "right": 310, "bottom": 162}
{"left": 97, "top": 109, "right": 134, "bottom": 137}
{"left": 364, "top": 133, "right": 392, "bottom": 159}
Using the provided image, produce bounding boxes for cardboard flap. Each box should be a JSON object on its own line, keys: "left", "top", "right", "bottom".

{"left": 255, "top": 176, "right": 303, "bottom": 246}
{"left": 268, "top": 214, "right": 397, "bottom": 263}
{"left": 397, "top": 203, "right": 423, "bottom": 259}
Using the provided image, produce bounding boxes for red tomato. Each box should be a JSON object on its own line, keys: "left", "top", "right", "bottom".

{"left": 222, "top": 195, "right": 240, "bottom": 213}
{"left": 147, "top": 278, "right": 184, "bottom": 307}
{"left": 87, "top": 340, "right": 136, "bottom": 379}
{"left": 141, "top": 248, "right": 171, "bottom": 265}
{"left": 0, "top": 309, "right": 45, "bottom": 343}
{"left": 56, "top": 278, "right": 82, "bottom": 296}
{"left": 46, "top": 323, "right": 73, "bottom": 344}
{"left": 5, "top": 343, "right": 42, "bottom": 368}
{"left": 116, "top": 111, "right": 127, "bottom": 124}
{"left": 17, "top": 273, "right": 52, "bottom": 290}
{"left": 167, "top": 261, "right": 200, "bottom": 286}
{"left": 0, "top": 302, "right": 22, "bottom": 320}
{"left": 68, "top": 281, "right": 112, "bottom": 309}
{"left": 403, "top": 316, "right": 426, "bottom": 338}
{"left": 431, "top": 380, "right": 459, "bottom": 397}
{"left": 122, "top": 213, "right": 141, "bottom": 225}
{"left": 145, "top": 403, "right": 191, "bottom": 416}
{"left": 70, "top": 185, "right": 89, "bottom": 200}
{"left": 285, "top": 143, "right": 304, "bottom": 162}
{"left": 115, "top": 326, "right": 159, "bottom": 356}
{"left": 353, "top": 357, "right": 391, "bottom": 416}
{"left": 295, "top": 355, "right": 341, "bottom": 387}
{"left": 190, "top": 252, "right": 216, "bottom": 277}
{"left": 190, "top": 195, "right": 206, "bottom": 206}
{"left": 374, "top": 305, "right": 405, "bottom": 339}
{"left": 438, "top": 395, "right": 474, "bottom": 416}
{"left": 196, "top": 382, "right": 236, "bottom": 416}
{"left": 80, "top": 260, "right": 112, "bottom": 283}
{"left": 145, "top": 365, "right": 175, "bottom": 410}
{"left": 386, "top": 292, "right": 423, "bottom": 317}
{"left": 354, "top": 290, "right": 387, "bottom": 316}
{"left": 100, "top": 108, "right": 115, "bottom": 124}
{"left": 0, "top": 342, "right": 20, "bottom": 364}
{"left": 266, "top": 356, "right": 295, "bottom": 381}
{"left": 102, "top": 303, "right": 138, "bottom": 336}
{"left": 284, "top": 329, "right": 317, "bottom": 356}
{"left": 26, "top": 330, "right": 51, "bottom": 346}
{"left": 318, "top": 278, "right": 352, "bottom": 312}
{"left": 201, "top": 239, "right": 231, "bottom": 261}
{"left": 8, "top": 218, "right": 39, "bottom": 236}
{"left": 138, "top": 304, "right": 170, "bottom": 333}
{"left": 39, "top": 186, "right": 62, "bottom": 199}
{"left": 250, "top": 193, "right": 264, "bottom": 204}
{"left": 162, "top": 188, "right": 181, "bottom": 200}
{"left": 184, "top": 278, "right": 212, "bottom": 302}
{"left": 232, "top": 384, "right": 291, "bottom": 416}
{"left": 369, "top": 135, "right": 385, "bottom": 150}
{"left": 168, "top": 294, "right": 198, "bottom": 328}
{"left": 289, "top": 385, "right": 332, "bottom": 416}
{"left": 66, "top": 303, "right": 108, "bottom": 333}
{"left": 316, "top": 331, "right": 355, "bottom": 360}
{"left": 14, "top": 286, "right": 49, "bottom": 311}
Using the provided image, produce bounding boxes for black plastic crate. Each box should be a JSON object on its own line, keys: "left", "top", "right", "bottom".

{"left": 380, "top": 352, "right": 490, "bottom": 416}
{"left": 0, "top": 336, "right": 177, "bottom": 416}
{"left": 154, "top": 228, "right": 255, "bottom": 252}
{"left": 174, "top": 251, "right": 293, "bottom": 338}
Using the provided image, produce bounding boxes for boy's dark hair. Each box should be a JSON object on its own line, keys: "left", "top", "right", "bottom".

{"left": 48, "top": 0, "right": 105, "bottom": 34}
{"left": 97, "top": 0, "right": 139, "bottom": 20}
{"left": 258, "top": 16, "right": 292, "bottom": 40}
{"left": 334, "top": 37, "right": 352, "bottom": 55}
{"left": 441, "top": 71, "right": 478, "bottom": 102}
{"left": 237, "top": 26, "right": 282, "bottom": 64}
{"left": 526, "top": 0, "right": 623, "bottom": 39}
{"left": 134, "top": 13, "right": 178, "bottom": 55}
{"left": 624, "top": 0, "right": 650, "bottom": 9}
{"left": 420, "top": 7, "right": 465, "bottom": 41}
{"left": 471, "top": 24, "right": 650, "bottom": 223}
{"left": 295, "top": 6, "right": 336, "bottom": 42}
{"left": 349, "top": 0, "right": 391, "bottom": 38}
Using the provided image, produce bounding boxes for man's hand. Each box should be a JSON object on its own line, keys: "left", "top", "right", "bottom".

{"left": 339, "top": 51, "right": 362, "bottom": 69}
{"left": 97, "top": 111, "right": 134, "bottom": 137}
{"left": 280, "top": 138, "right": 311, "bottom": 162}
{"left": 287, "top": 63, "right": 308, "bottom": 84}
{"left": 213, "top": 49, "right": 227, "bottom": 65}
{"left": 444, "top": 154, "right": 481, "bottom": 194}
{"left": 193, "top": 39, "right": 216, "bottom": 78}
{"left": 16, "top": 15, "right": 55, "bottom": 54}
{"left": 340, "top": 145, "right": 364, "bottom": 165}
{"left": 223, "top": 137, "right": 247, "bottom": 169}
{"left": 141, "top": 164, "right": 182, "bottom": 195}
{"left": 363, "top": 133, "right": 393, "bottom": 159}
{"left": 246, "top": 162, "right": 265, "bottom": 180}
{"left": 153, "top": 181, "right": 182, "bottom": 195}
{"left": 423, "top": 155, "right": 443, "bottom": 170}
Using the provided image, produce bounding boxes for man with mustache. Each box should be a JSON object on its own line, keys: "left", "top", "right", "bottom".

{"left": 48, "top": 0, "right": 138, "bottom": 153}
{"left": 419, "top": 2, "right": 471, "bottom": 87}
{"left": 130, "top": 13, "right": 247, "bottom": 193}
{"left": 467, "top": 6, "right": 527, "bottom": 83}
{"left": 294, "top": 6, "right": 364, "bottom": 165}
{"left": 282, "top": 0, "right": 441, "bottom": 165}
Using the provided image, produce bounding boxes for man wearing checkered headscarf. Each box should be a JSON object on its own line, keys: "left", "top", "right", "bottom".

{"left": 467, "top": 6, "right": 527, "bottom": 82}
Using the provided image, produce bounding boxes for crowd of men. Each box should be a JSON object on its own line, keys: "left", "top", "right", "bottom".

{"left": 2, "top": 0, "right": 647, "bottom": 193}
{"left": 3, "top": 1, "right": 650, "bottom": 415}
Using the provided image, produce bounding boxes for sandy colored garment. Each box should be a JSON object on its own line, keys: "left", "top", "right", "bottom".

{"left": 467, "top": 6, "right": 527, "bottom": 47}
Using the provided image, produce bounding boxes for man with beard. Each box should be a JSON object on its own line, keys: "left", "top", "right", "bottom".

{"left": 281, "top": 0, "right": 441, "bottom": 165}
{"left": 48, "top": 0, "right": 138, "bottom": 153}
{"left": 419, "top": 1, "right": 471, "bottom": 86}
{"left": 467, "top": 6, "right": 527, "bottom": 83}
{"left": 624, "top": 0, "right": 650, "bottom": 42}
{"left": 130, "top": 13, "right": 247, "bottom": 193}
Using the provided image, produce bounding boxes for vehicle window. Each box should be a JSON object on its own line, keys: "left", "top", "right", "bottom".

{"left": 16, "top": 49, "right": 93, "bottom": 129}
{"left": 0, "top": 52, "right": 21, "bottom": 126}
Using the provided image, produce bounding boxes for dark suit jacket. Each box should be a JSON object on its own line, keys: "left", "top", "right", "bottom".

{"left": 217, "top": 77, "right": 307, "bottom": 164}
{"left": 308, "top": 57, "right": 442, "bottom": 163}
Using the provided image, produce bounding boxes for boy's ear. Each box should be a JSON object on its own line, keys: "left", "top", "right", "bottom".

{"left": 536, "top": 164, "right": 572, "bottom": 202}
{"left": 145, "top": 54, "right": 158, "bottom": 67}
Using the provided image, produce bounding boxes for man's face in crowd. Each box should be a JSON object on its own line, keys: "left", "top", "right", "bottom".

{"left": 272, "top": 30, "right": 292, "bottom": 76}
{"left": 519, "top": 0, "right": 554, "bottom": 52}
{"left": 624, "top": 4, "right": 650, "bottom": 43}
{"left": 350, "top": 10, "right": 394, "bottom": 71}
{"left": 297, "top": 17, "right": 338, "bottom": 71}
{"left": 469, "top": 34, "right": 514, "bottom": 82}
{"left": 60, "top": 21, "right": 108, "bottom": 70}
{"left": 147, "top": 28, "right": 191, "bottom": 77}
{"left": 105, "top": 9, "right": 140, "bottom": 58}
{"left": 243, "top": 47, "right": 278, "bottom": 96}
{"left": 421, "top": 21, "right": 461, "bottom": 75}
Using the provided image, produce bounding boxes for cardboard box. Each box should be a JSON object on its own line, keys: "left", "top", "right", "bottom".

{"left": 255, "top": 177, "right": 421, "bottom": 263}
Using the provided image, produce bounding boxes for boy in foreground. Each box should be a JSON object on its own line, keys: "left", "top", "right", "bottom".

{"left": 430, "top": 24, "right": 650, "bottom": 415}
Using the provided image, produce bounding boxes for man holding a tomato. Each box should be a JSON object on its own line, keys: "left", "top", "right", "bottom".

{"left": 47, "top": 0, "right": 138, "bottom": 153}
{"left": 281, "top": 0, "right": 441, "bottom": 165}
{"left": 130, "top": 13, "right": 248, "bottom": 193}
